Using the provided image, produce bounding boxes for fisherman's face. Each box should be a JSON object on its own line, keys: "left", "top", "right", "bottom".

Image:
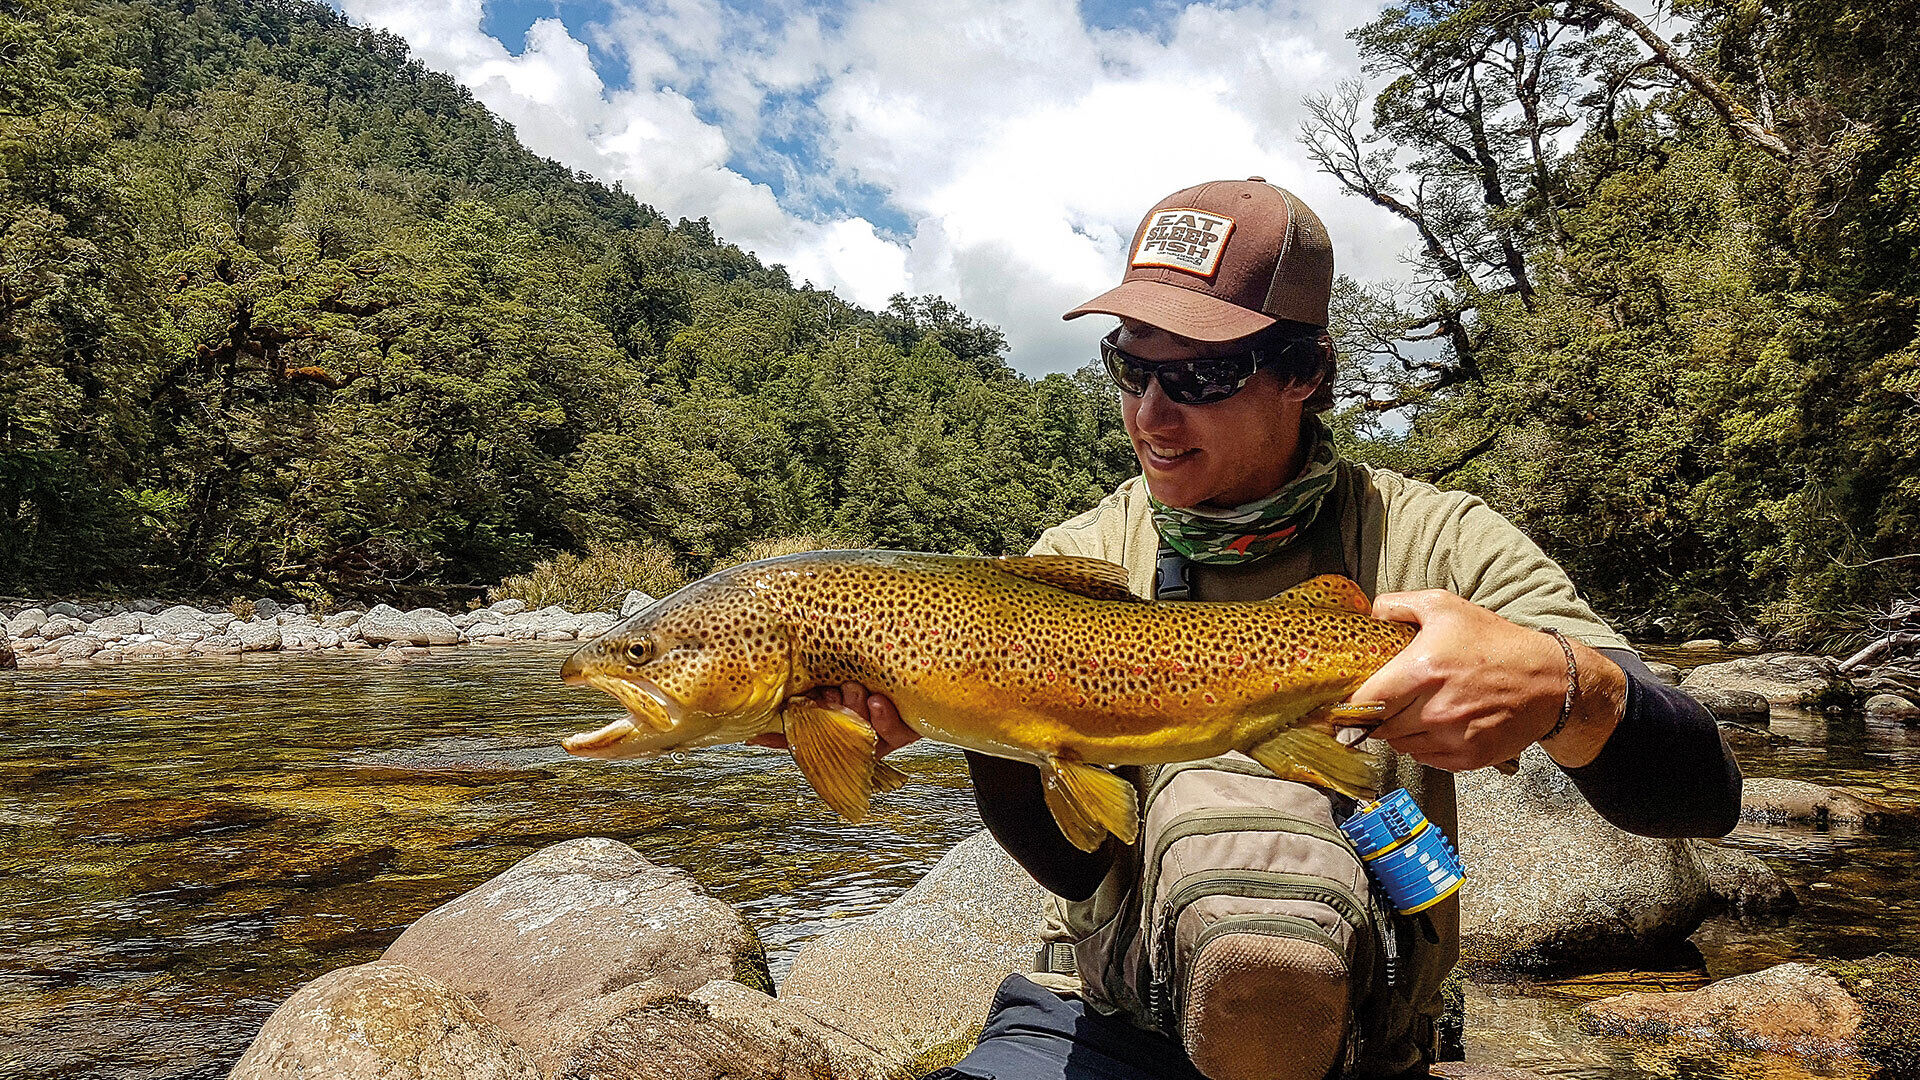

{"left": 1116, "top": 321, "right": 1315, "bottom": 510}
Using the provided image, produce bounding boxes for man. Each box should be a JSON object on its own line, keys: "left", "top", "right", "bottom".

{"left": 820, "top": 179, "right": 1740, "bottom": 1080}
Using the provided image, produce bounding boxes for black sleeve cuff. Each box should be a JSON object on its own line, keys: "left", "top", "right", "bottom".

{"left": 1562, "top": 649, "right": 1743, "bottom": 838}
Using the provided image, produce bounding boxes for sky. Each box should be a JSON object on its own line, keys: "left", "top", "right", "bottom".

{"left": 332, "top": 0, "right": 1418, "bottom": 375}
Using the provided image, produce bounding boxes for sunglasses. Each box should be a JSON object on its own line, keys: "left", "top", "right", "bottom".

{"left": 1100, "top": 330, "right": 1312, "bottom": 406}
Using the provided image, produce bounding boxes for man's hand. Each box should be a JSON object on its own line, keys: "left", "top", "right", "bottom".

{"left": 745, "top": 682, "right": 921, "bottom": 756}
{"left": 1345, "top": 590, "right": 1627, "bottom": 771}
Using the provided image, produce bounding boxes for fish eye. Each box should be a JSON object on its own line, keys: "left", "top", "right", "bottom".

{"left": 622, "top": 641, "right": 651, "bottom": 664}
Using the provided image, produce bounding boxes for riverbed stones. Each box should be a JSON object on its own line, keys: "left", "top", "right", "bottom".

{"left": 1456, "top": 748, "right": 1744, "bottom": 971}
{"left": 1581, "top": 963, "right": 1860, "bottom": 1059}
{"left": 0, "top": 624, "right": 12, "bottom": 669}
{"left": 378, "top": 837, "right": 771, "bottom": 1064}
{"left": 620, "top": 590, "right": 655, "bottom": 617}
{"left": 357, "top": 604, "right": 461, "bottom": 646}
{"left": 230, "top": 960, "right": 540, "bottom": 1080}
{"left": 1680, "top": 653, "right": 1843, "bottom": 705}
{"left": 1577, "top": 955, "right": 1920, "bottom": 1070}
{"left": 781, "top": 829, "right": 1045, "bottom": 1069}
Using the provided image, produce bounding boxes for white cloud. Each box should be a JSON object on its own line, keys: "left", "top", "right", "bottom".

{"left": 336, "top": 0, "right": 1417, "bottom": 375}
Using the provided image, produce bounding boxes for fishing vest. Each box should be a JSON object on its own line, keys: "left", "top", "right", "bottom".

{"left": 1026, "top": 460, "right": 1448, "bottom": 1078}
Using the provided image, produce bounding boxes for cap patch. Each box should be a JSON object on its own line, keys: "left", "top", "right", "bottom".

{"left": 1131, "top": 208, "right": 1235, "bottom": 278}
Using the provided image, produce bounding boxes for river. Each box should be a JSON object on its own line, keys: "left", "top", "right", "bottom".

{"left": 1, "top": 647, "right": 1915, "bottom": 1079}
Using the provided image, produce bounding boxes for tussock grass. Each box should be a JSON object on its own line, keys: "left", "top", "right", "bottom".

{"left": 720, "top": 532, "right": 862, "bottom": 568}
{"left": 489, "top": 541, "right": 689, "bottom": 612}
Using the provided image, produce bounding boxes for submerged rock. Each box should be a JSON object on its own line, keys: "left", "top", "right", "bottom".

{"left": 378, "top": 837, "right": 771, "bottom": 1066}
{"left": 1580, "top": 954, "right": 1920, "bottom": 1070}
{"left": 1741, "top": 777, "right": 1913, "bottom": 830}
{"left": 782, "top": 829, "right": 1045, "bottom": 1071}
{"left": 1691, "top": 842, "right": 1797, "bottom": 922}
{"left": 230, "top": 960, "right": 539, "bottom": 1080}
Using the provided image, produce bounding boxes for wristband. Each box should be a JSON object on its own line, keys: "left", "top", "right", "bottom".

{"left": 1540, "top": 627, "right": 1577, "bottom": 743}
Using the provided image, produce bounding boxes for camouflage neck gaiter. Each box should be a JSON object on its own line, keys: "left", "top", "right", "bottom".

{"left": 1148, "top": 415, "right": 1340, "bottom": 566}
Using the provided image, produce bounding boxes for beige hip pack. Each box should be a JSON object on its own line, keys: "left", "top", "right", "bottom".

{"left": 1064, "top": 756, "right": 1428, "bottom": 1080}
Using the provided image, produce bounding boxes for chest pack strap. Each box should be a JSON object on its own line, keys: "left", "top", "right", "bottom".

{"left": 1155, "top": 546, "right": 1191, "bottom": 601}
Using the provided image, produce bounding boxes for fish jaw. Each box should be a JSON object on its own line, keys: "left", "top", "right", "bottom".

{"left": 562, "top": 717, "right": 643, "bottom": 757}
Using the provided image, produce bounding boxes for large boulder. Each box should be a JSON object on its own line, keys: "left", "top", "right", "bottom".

{"left": 378, "top": 837, "right": 770, "bottom": 1065}
{"left": 1580, "top": 955, "right": 1920, "bottom": 1070}
{"left": 1456, "top": 748, "right": 1764, "bottom": 971}
{"left": 781, "top": 829, "right": 1046, "bottom": 1070}
{"left": 356, "top": 604, "right": 461, "bottom": 646}
{"left": 548, "top": 979, "right": 895, "bottom": 1080}
{"left": 1680, "top": 653, "right": 1841, "bottom": 705}
{"left": 230, "top": 960, "right": 539, "bottom": 1079}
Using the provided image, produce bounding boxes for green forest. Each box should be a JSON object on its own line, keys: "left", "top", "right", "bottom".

{"left": 2, "top": 0, "right": 1916, "bottom": 642}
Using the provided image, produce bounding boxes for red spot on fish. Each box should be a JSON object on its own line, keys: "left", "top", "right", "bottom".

{"left": 1133, "top": 664, "right": 1147, "bottom": 676}
{"left": 1230, "top": 653, "right": 1245, "bottom": 667}
{"left": 1171, "top": 661, "right": 1186, "bottom": 674}
{"left": 1046, "top": 669, "right": 1058, "bottom": 682}
{"left": 1010, "top": 641, "right": 1026, "bottom": 653}
{"left": 1204, "top": 692, "right": 1217, "bottom": 704}
{"left": 1296, "top": 647, "right": 1310, "bottom": 661}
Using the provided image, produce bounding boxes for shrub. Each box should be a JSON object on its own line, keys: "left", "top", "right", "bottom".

{"left": 489, "top": 541, "right": 688, "bottom": 612}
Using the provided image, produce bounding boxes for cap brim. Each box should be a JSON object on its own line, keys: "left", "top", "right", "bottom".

{"left": 1062, "top": 279, "right": 1275, "bottom": 343}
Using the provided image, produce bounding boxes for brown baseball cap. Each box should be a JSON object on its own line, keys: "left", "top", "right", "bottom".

{"left": 1063, "top": 178, "right": 1334, "bottom": 341}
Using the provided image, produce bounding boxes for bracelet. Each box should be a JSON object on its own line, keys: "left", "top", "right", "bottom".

{"left": 1540, "top": 627, "right": 1577, "bottom": 743}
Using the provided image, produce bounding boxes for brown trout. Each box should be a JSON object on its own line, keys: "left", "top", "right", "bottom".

{"left": 559, "top": 550, "right": 1413, "bottom": 852}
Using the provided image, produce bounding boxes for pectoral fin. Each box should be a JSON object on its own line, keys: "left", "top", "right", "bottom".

{"left": 1243, "top": 724, "right": 1377, "bottom": 800}
{"left": 784, "top": 698, "right": 880, "bottom": 822}
{"left": 1041, "top": 755, "right": 1139, "bottom": 852}
{"left": 873, "top": 758, "right": 911, "bottom": 793}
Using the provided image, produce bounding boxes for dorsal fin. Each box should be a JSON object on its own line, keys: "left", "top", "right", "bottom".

{"left": 1268, "top": 574, "right": 1372, "bottom": 615}
{"left": 993, "top": 555, "right": 1142, "bottom": 602}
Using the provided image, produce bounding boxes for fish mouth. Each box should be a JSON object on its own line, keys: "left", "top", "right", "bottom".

{"left": 562, "top": 716, "right": 646, "bottom": 757}
{"left": 561, "top": 670, "right": 684, "bottom": 756}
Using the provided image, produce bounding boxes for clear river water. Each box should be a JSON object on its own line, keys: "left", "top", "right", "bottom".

{"left": 0, "top": 646, "right": 1915, "bottom": 1079}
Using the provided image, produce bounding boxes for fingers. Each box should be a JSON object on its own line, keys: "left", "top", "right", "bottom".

{"left": 805, "top": 682, "right": 919, "bottom": 758}
{"left": 866, "top": 691, "right": 919, "bottom": 757}
{"left": 745, "top": 732, "right": 789, "bottom": 749}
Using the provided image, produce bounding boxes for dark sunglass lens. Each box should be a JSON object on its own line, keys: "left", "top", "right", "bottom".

{"left": 1163, "top": 357, "right": 1251, "bottom": 405}
{"left": 1101, "top": 342, "right": 1151, "bottom": 395}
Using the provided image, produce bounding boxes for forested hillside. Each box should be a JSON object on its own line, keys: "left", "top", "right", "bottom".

{"left": 1313, "top": 0, "right": 1919, "bottom": 641}
{"left": 0, "top": 0, "right": 1135, "bottom": 605}
{"left": 4, "top": 0, "right": 1915, "bottom": 639}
